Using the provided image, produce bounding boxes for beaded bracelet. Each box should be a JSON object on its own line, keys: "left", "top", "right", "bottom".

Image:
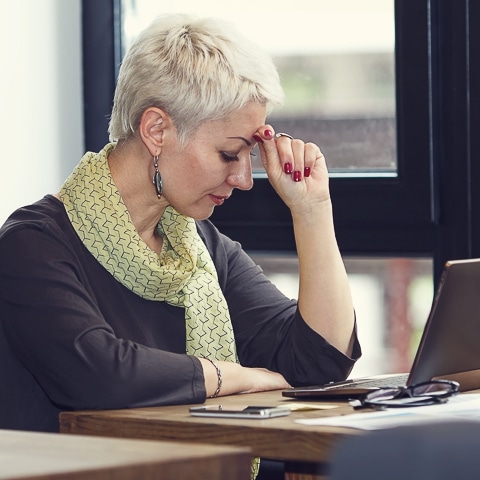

{"left": 203, "top": 357, "right": 222, "bottom": 398}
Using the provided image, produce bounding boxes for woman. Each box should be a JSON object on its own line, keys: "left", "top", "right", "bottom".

{"left": 0, "top": 14, "right": 359, "bottom": 434}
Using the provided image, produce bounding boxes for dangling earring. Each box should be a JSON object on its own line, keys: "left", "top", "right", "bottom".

{"left": 152, "top": 155, "right": 163, "bottom": 198}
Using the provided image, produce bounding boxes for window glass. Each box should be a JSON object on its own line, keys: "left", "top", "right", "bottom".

{"left": 249, "top": 254, "right": 433, "bottom": 378}
{"left": 121, "top": 0, "right": 396, "bottom": 175}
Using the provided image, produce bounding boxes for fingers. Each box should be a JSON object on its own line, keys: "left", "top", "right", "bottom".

{"left": 252, "top": 128, "right": 276, "bottom": 173}
{"left": 253, "top": 126, "right": 323, "bottom": 182}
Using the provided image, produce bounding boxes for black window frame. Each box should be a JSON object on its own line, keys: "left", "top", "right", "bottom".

{"left": 81, "top": 0, "right": 480, "bottom": 286}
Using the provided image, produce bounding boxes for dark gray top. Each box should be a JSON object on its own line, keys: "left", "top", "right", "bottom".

{"left": 0, "top": 195, "right": 360, "bottom": 432}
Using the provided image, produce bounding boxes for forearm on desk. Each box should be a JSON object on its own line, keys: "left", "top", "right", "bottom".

{"left": 198, "top": 359, "right": 290, "bottom": 398}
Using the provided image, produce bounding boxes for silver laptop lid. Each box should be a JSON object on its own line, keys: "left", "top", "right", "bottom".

{"left": 408, "top": 258, "right": 480, "bottom": 390}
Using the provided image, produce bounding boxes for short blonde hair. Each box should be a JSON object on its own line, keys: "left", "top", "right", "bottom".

{"left": 108, "top": 14, "right": 284, "bottom": 143}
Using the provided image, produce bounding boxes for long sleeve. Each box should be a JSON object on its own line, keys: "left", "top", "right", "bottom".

{"left": 197, "top": 221, "right": 361, "bottom": 387}
{"left": 0, "top": 198, "right": 206, "bottom": 423}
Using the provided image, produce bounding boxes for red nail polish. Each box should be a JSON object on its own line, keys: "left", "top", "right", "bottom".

{"left": 304, "top": 166, "right": 311, "bottom": 177}
{"left": 264, "top": 129, "right": 273, "bottom": 138}
{"left": 293, "top": 170, "right": 302, "bottom": 182}
{"left": 284, "top": 162, "right": 293, "bottom": 174}
{"left": 253, "top": 134, "right": 264, "bottom": 144}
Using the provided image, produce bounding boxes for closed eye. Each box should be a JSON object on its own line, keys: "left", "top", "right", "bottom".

{"left": 220, "top": 149, "right": 256, "bottom": 163}
{"left": 221, "top": 152, "right": 239, "bottom": 163}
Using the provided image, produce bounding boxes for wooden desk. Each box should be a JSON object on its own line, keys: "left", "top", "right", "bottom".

{"left": 60, "top": 390, "right": 361, "bottom": 479}
{"left": 0, "top": 428, "right": 251, "bottom": 479}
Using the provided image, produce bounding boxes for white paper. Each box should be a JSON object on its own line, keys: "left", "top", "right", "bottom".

{"left": 295, "top": 393, "right": 480, "bottom": 430}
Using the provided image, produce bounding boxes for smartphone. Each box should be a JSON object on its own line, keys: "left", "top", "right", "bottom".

{"left": 189, "top": 405, "right": 291, "bottom": 419}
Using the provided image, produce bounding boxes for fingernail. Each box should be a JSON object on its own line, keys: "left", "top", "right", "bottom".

{"left": 284, "top": 162, "right": 293, "bottom": 174}
{"left": 304, "top": 166, "right": 311, "bottom": 177}
{"left": 293, "top": 170, "right": 302, "bottom": 182}
{"left": 264, "top": 129, "right": 273, "bottom": 138}
{"left": 253, "top": 134, "right": 264, "bottom": 144}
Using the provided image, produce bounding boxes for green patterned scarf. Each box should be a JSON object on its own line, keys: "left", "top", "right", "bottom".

{"left": 58, "top": 143, "right": 238, "bottom": 362}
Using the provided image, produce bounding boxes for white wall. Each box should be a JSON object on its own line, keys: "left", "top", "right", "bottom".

{"left": 0, "top": 0, "right": 83, "bottom": 225}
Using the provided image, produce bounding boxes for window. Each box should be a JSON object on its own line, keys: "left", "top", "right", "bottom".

{"left": 122, "top": 0, "right": 397, "bottom": 174}
{"left": 83, "top": 1, "right": 434, "bottom": 256}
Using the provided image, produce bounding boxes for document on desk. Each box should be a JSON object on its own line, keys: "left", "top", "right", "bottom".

{"left": 296, "top": 394, "right": 480, "bottom": 430}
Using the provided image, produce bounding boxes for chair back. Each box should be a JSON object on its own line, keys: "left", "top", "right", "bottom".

{"left": 329, "top": 420, "right": 480, "bottom": 480}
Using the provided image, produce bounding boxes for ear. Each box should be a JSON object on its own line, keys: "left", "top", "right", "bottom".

{"left": 138, "top": 107, "right": 171, "bottom": 156}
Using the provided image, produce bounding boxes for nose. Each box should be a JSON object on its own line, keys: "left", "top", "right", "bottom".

{"left": 227, "top": 157, "right": 253, "bottom": 191}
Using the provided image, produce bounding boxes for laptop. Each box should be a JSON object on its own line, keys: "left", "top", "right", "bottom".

{"left": 283, "top": 258, "right": 480, "bottom": 399}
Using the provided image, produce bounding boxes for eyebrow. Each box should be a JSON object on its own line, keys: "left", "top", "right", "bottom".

{"left": 226, "top": 136, "right": 252, "bottom": 147}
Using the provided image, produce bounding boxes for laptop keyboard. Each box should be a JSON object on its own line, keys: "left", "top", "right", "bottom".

{"left": 328, "top": 373, "right": 409, "bottom": 390}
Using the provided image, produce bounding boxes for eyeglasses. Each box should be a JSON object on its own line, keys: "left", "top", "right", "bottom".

{"left": 350, "top": 380, "right": 460, "bottom": 410}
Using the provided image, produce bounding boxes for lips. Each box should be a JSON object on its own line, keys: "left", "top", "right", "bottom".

{"left": 209, "top": 194, "right": 229, "bottom": 206}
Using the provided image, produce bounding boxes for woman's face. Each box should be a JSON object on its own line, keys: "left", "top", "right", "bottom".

{"left": 160, "top": 102, "right": 266, "bottom": 220}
